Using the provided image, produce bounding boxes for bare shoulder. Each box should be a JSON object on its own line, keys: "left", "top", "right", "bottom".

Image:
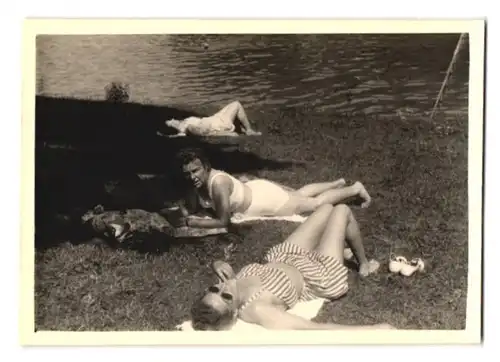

{"left": 210, "top": 171, "right": 234, "bottom": 189}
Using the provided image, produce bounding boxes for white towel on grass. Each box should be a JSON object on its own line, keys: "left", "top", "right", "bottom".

{"left": 230, "top": 214, "right": 307, "bottom": 224}
{"left": 172, "top": 214, "right": 306, "bottom": 238}
{"left": 187, "top": 214, "right": 307, "bottom": 226}
{"left": 176, "top": 298, "right": 326, "bottom": 331}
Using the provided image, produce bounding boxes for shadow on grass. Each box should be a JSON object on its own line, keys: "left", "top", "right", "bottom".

{"left": 35, "top": 95, "right": 299, "bottom": 251}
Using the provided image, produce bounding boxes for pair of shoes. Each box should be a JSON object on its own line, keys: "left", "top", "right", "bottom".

{"left": 388, "top": 254, "right": 425, "bottom": 276}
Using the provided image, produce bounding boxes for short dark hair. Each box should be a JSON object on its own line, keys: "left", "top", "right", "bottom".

{"left": 175, "top": 147, "right": 212, "bottom": 171}
{"left": 190, "top": 295, "right": 236, "bottom": 331}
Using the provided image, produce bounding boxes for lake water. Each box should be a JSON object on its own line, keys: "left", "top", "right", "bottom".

{"left": 36, "top": 33, "right": 469, "bottom": 118}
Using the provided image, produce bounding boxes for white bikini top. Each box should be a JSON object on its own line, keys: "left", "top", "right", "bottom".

{"left": 205, "top": 170, "right": 247, "bottom": 212}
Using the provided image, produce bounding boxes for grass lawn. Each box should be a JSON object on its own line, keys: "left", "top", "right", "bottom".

{"left": 34, "top": 102, "right": 468, "bottom": 331}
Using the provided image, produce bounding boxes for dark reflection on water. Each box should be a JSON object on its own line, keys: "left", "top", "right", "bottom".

{"left": 36, "top": 33, "right": 469, "bottom": 116}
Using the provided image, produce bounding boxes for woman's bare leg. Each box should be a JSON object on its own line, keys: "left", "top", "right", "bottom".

{"left": 274, "top": 181, "right": 369, "bottom": 217}
{"left": 312, "top": 181, "right": 371, "bottom": 209}
{"left": 217, "top": 101, "right": 260, "bottom": 135}
{"left": 284, "top": 181, "right": 371, "bottom": 216}
{"left": 295, "top": 179, "right": 346, "bottom": 197}
{"left": 315, "top": 182, "right": 371, "bottom": 208}
{"left": 316, "top": 204, "right": 379, "bottom": 276}
{"left": 281, "top": 204, "right": 334, "bottom": 251}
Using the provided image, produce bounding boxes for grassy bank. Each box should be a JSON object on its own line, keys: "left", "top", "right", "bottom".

{"left": 34, "top": 95, "right": 468, "bottom": 330}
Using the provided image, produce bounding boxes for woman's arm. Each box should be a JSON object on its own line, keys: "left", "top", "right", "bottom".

{"left": 247, "top": 303, "right": 395, "bottom": 331}
{"left": 185, "top": 176, "right": 233, "bottom": 229}
{"left": 212, "top": 260, "right": 236, "bottom": 281}
{"left": 162, "top": 188, "right": 198, "bottom": 217}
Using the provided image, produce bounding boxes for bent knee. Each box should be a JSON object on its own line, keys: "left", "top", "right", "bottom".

{"left": 229, "top": 100, "right": 242, "bottom": 107}
{"left": 223, "top": 101, "right": 241, "bottom": 111}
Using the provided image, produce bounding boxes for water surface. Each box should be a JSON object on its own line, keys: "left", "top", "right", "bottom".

{"left": 36, "top": 34, "right": 469, "bottom": 117}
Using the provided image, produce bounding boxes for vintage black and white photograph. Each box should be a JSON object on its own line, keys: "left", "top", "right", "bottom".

{"left": 23, "top": 19, "right": 484, "bottom": 343}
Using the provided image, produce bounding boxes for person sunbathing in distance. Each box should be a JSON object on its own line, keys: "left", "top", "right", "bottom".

{"left": 168, "top": 148, "right": 372, "bottom": 230}
{"left": 190, "top": 204, "right": 390, "bottom": 331}
{"left": 165, "top": 101, "right": 262, "bottom": 137}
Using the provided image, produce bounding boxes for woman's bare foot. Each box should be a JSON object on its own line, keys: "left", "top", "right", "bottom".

{"left": 332, "top": 178, "right": 346, "bottom": 189}
{"left": 354, "top": 181, "right": 371, "bottom": 208}
{"left": 359, "top": 259, "right": 380, "bottom": 277}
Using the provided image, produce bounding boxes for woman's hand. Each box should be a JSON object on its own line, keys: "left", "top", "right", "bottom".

{"left": 170, "top": 215, "right": 188, "bottom": 228}
{"left": 212, "top": 260, "right": 236, "bottom": 281}
{"left": 174, "top": 174, "right": 233, "bottom": 230}
{"left": 179, "top": 204, "right": 190, "bottom": 217}
{"left": 159, "top": 204, "right": 192, "bottom": 228}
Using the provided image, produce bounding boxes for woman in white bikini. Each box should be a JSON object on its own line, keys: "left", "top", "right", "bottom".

{"left": 189, "top": 203, "right": 391, "bottom": 330}
{"left": 165, "top": 101, "right": 262, "bottom": 137}
{"left": 171, "top": 148, "right": 372, "bottom": 230}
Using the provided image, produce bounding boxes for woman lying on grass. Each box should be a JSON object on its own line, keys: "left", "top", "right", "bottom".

{"left": 169, "top": 147, "right": 372, "bottom": 230}
{"left": 165, "top": 101, "right": 262, "bottom": 137}
{"left": 190, "top": 204, "right": 391, "bottom": 331}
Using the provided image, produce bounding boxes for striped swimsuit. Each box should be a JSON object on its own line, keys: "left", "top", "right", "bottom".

{"left": 236, "top": 242, "right": 349, "bottom": 311}
{"left": 236, "top": 262, "right": 300, "bottom": 310}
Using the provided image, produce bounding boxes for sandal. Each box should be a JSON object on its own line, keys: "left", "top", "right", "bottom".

{"left": 400, "top": 258, "right": 425, "bottom": 276}
{"left": 388, "top": 254, "right": 409, "bottom": 273}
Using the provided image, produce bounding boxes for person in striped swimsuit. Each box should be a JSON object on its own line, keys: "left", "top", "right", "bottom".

{"left": 169, "top": 148, "right": 372, "bottom": 230}
{"left": 190, "top": 204, "right": 391, "bottom": 331}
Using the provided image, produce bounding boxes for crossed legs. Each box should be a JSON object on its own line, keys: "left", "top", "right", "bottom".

{"left": 295, "top": 179, "right": 347, "bottom": 196}
{"left": 277, "top": 180, "right": 372, "bottom": 216}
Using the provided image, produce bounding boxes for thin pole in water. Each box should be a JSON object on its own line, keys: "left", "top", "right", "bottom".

{"left": 429, "top": 33, "right": 467, "bottom": 121}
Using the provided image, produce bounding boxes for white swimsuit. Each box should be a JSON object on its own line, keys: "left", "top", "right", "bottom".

{"left": 182, "top": 116, "right": 235, "bottom": 135}
{"left": 241, "top": 179, "right": 290, "bottom": 216}
{"left": 206, "top": 170, "right": 247, "bottom": 212}
{"left": 205, "top": 170, "right": 291, "bottom": 217}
